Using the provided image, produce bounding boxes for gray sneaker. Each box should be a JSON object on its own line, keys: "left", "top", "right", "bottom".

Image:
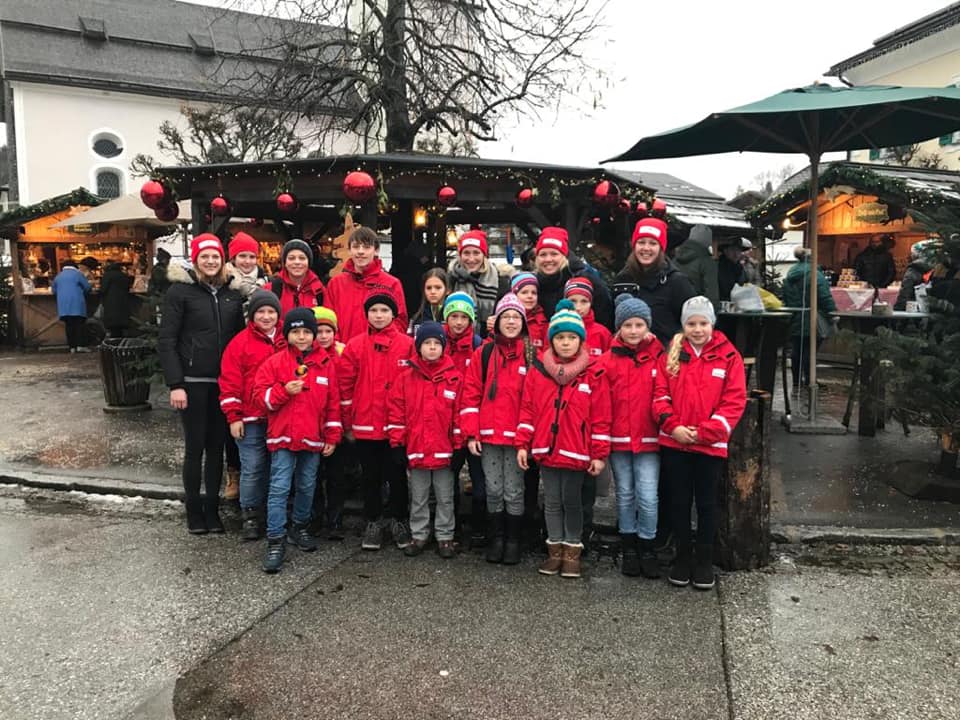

{"left": 361, "top": 521, "right": 382, "bottom": 551}
{"left": 391, "top": 519, "right": 412, "bottom": 549}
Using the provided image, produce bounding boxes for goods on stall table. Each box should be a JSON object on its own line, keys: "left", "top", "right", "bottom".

{"left": 836, "top": 268, "right": 858, "bottom": 288}
{"left": 830, "top": 286, "right": 899, "bottom": 312}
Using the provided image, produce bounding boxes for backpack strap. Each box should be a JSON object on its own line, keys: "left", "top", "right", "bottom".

{"left": 270, "top": 277, "right": 283, "bottom": 298}
{"left": 480, "top": 341, "right": 496, "bottom": 387}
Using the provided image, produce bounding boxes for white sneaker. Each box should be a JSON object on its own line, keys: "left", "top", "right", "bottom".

{"left": 75, "top": 347, "right": 92, "bottom": 353}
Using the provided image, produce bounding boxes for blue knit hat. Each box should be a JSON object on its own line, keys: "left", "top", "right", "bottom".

{"left": 548, "top": 299, "right": 586, "bottom": 342}
{"left": 415, "top": 321, "right": 447, "bottom": 351}
{"left": 443, "top": 291, "right": 476, "bottom": 323}
{"left": 614, "top": 293, "right": 652, "bottom": 331}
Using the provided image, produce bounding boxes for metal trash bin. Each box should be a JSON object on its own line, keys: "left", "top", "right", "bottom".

{"left": 97, "top": 338, "right": 152, "bottom": 412}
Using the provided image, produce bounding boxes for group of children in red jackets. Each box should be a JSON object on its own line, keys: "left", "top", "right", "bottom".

{"left": 216, "top": 224, "right": 747, "bottom": 587}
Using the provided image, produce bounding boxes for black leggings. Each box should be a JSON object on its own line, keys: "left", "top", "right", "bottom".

{"left": 179, "top": 383, "right": 227, "bottom": 505}
{"left": 312, "top": 443, "right": 349, "bottom": 525}
{"left": 661, "top": 447, "right": 722, "bottom": 548}
{"left": 63, "top": 316, "right": 85, "bottom": 349}
{"left": 356, "top": 439, "right": 408, "bottom": 522}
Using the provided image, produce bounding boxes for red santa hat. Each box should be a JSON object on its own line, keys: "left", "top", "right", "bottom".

{"left": 535, "top": 227, "right": 569, "bottom": 257}
{"left": 458, "top": 230, "right": 488, "bottom": 257}
{"left": 632, "top": 218, "right": 668, "bottom": 251}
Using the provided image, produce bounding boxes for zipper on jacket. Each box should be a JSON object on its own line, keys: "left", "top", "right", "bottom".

{"left": 547, "top": 384, "right": 565, "bottom": 454}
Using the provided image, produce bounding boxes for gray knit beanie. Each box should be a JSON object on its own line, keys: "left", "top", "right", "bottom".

{"left": 281, "top": 238, "right": 313, "bottom": 266}
{"left": 681, "top": 295, "right": 716, "bottom": 326}
{"left": 614, "top": 293, "right": 652, "bottom": 330}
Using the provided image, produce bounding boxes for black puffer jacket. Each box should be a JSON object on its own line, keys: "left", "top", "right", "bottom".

{"left": 158, "top": 263, "right": 245, "bottom": 388}
{"left": 538, "top": 255, "right": 613, "bottom": 329}
{"left": 613, "top": 255, "right": 696, "bottom": 346}
{"left": 100, "top": 262, "right": 133, "bottom": 329}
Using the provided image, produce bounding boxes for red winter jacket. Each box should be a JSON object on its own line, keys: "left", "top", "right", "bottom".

{"left": 386, "top": 355, "right": 463, "bottom": 469}
{"left": 339, "top": 324, "right": 415, "bottom": 440}
{"left": 460, "top": 336, "right": 528, "bottom": 445}
{"left": 653, "top": 330, "right": 747, "bottom": 458}
{"left": 515, "top": 353, "right": 612, "bottom": 471}
{"left": 271, "top": 269, "right": 325, "bottom": 321}
{"left": 444, "top": 324, "right": 481, "bottom": 373}
{"left": 584, "top": 311, "right": 612, "bottom": 358}
{"left": 253, "top": 345, "right": 343, "bottom": 452}
{"left": 526, "top": 305, "right": 548, "bottom": 355}
{"left": 218, "top": 323, "right": 286, "bottom": 424}
{"left": 597, "top": 335, "right": 662, "bottom": 454}
{"left": 325, "top": 258, "right": 408, "bottom": 341}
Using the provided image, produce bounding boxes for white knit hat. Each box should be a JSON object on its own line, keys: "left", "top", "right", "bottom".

{"left": 681, "top": 295, "right": 716, "bottom": 326}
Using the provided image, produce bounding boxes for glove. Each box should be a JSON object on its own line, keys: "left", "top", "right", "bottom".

{"left": 390, "top": 445, "right": 408, "bottom": 466}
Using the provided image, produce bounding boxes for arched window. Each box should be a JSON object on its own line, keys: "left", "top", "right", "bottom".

{"left": 91, "top": 131, "right": 123, "bottom": 159}
{"left": 96, "top": 169, "right": 123, "bottom": 198}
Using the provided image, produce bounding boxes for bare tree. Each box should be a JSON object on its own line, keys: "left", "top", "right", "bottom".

{"left": 219, "top": 0, "right": 606, "bottom": 152}
{"left": 885, "top": 143, "right": 944, "bottom": 170}
{"left": 750, "top": 164, "right": 795, "bottom": 198}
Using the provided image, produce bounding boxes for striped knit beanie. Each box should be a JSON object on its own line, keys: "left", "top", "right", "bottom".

{"left": 563, "top": 276, "right": 594, "bottom": 302}
{"left": 493, "top": 293, "right": 527, "bottom": 334}
{"left": 548, "top": 299, "right": 586, "bottom": 341}
{"left": 510, "top": 271, "right": 538, "bottom": 293}
{"left": 313, "top": 306, "right": 338, "bottom": 331}
{"left": 443, "top": 291, "right": 476, "bottom": 323}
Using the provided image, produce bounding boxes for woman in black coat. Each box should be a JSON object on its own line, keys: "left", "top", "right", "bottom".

{"left": 533, "top": 226, "right": 613, "bottom": 329}
{"left": 100, "top": 262, "right": 133, "bottom": 338}
{"left": 158, "top": 234, "right": 245, "bottom": 534}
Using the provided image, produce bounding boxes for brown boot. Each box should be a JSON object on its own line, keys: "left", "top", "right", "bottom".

{"left": 223, "top": 468, "right": 240, "bottom": 501}
{"left": 560, "top": 543, "right": 583, "bottom": 578}
{"left": 538, "top": 542, "right": 563, "bottom": 575}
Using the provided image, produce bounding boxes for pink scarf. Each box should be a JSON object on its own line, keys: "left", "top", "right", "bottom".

{"left": 542, "top": 348, "right": 590, "bottom": 385}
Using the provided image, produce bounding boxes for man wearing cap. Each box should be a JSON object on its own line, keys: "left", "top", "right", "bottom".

{"left": 717, "top": 241, "right": 747, "bottom": 302}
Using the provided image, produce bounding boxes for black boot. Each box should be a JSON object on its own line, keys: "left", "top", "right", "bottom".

{"left": 639, "top": 538, "right": 662, "bottom": 579}
{"left": 620, "top": 533, "right": 641, "bottom": 577}
{"left": 502, "top": 514, "right": 523, "bottom": 565}
{"left": 485, "top": 512, "right": 505, "bottom": 563}
{"left": 287, "top": 522, "right": 318, "bottom": 552}
{"left": 692, "top": 543, "right": 715, "bottom": 590}
{"left": 185, "top": 497, "right": 207, "bottom": 535}
{"left": 241, "top": 508, "right": 260, "bottom": 542}
{"left": 668, "top": 545, "right": 692, "bottom": 587}
{"left": 203, "top": 497, "right": 224, "bottom": 534}
{"left": 262, "top": 537, "right": 286, "bottom": 574}
{"left": 469, "top": 498, "right": 487, "bottom": 549}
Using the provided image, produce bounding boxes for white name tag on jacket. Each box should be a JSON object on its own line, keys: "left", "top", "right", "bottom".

{"left": 518, "top": 366, "right": 527, "bottom": 375}
{"left": 577, "top": 383, "right": 591, "bottom": 394}
{"left": 316, "top": 376, "right": 328, "bottom": 385}
{"left": 712, "top": 368, "right": 726, "bottom": 379}
{"left": 443, "top": 390, "right": 456, "bottom": 400}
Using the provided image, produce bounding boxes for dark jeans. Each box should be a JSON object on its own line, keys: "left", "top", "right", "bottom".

{"left": 312, "top": 444, "right": 349, "bottom": 526}
{"left": 790, "top": 335, "right": 824, "bottom": 388}
{"left": 224, "top": 431, "right": 240, "bottom": 472}
{"left": 63, "top": 316, "right": 85, "bottom": 349}
{"left": 661, "top": 447, "right": 722, "bottom": 549}
{"left": 179, "top": 382, "right": 227, "bottom": 507}
{"left": 356, "top": 439, "right": 408, "bottom": 522}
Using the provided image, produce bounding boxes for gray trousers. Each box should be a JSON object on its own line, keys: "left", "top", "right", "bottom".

{"left": 541, "top": 466, "right": 584, "bottom": 545}
{"left": 481, "top": 443, "right": 524, "bottom": 516}
{"left": 409, "top": 467, "right": 455, "bottom": 542}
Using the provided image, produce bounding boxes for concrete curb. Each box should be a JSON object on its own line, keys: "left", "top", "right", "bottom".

{"left": 773, "top": 523, "right": 960, "bottom": 546}
{"left": 0, "top": 466, "right": 183, "bottom": 501}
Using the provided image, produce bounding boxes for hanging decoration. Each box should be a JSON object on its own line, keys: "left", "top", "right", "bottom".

{"left": 616, "top": 198, "right": 632, "bottom": 215}
{"left": 634, "top": 201, "right": 649, "bottom": 218}
{"left": 140, "top": 180, "right": 168, "bottom": 210}
{"left": 343, "top": 171, "right": 377, "bottom": 203}
{"left": 155, "top": 203, "right": 180, "bottom": 223}
{"left": 210, "top": 196, "right": 230, "bottom": 216}
{"left": 276, "top": 192, "right": 298, "bottom": 214}
{"left": 593, "top": 180, "right": 620, "bottom": 207}
{"left": 515, "top": 188, "right": 535, "bottom": 208}
{"left": 437, "top": 185, "right": 457, "bottom": 207}
{"left": 651, "top": 199, "right": 668, "bottom": 218}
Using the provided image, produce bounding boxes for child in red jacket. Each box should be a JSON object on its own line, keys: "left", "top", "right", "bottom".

{"left": 253, "top": 308, "right": 342, "bottom": 574}
{"left": 218, "top": 290, "right": 286, "bottom": 541}
{"left": 511, "top": 272, "right": 547, "bottom": 353}
{"left": 387, "top": 322, "right": 462, "bottom": 559}
{"left": 598, "top": 294, "right": 662, "bottom": 579}
{"left": 563, "top": 276, "right": 612, "bottom": 358}
{"left": 339, "top": 292, "right": 415, "bottom": 551}
{"left": 269, "top": 239, "right": 325, "bottom": 320}
{"left": 462, "top": 293, "right": 531, "bottom": 565}
{"left": 653, "top": 296, "right": 746, "bottom": 590}
{"left": 516, "top": 300, "right": 611, "bottom": 579}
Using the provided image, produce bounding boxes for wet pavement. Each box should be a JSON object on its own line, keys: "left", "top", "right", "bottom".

{"left": 2, "top": 491, "right": 958, "bottom": 720}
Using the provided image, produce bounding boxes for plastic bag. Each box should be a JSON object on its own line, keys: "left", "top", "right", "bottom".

{"left": 757, "top": 286, "right": 783, "bottom": 310}
{"left": 730, "top": 283, "right": 764, "bottom": 312}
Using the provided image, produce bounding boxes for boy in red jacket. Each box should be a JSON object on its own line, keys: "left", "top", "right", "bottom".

{"left": 516, "top": 300, "right": 611, "bottom": 579}
{"left": 340, "top": 292, "right": 415, "bottom": 551}
{"left": 563, "top": 276, "right": 612, "bottom": 357}
{"left": 387, "top": 322, "right": 462, "bottom": 559}
{"left": 269, "top": 239, "right": 326, "bottom": 320}
{"left": 653, "top": 296, "right": 746, "bottom": 590}
{"left": 218, "top": 290, "right": 286, "bottom": 541}
{"left": 253, "top": 308, "right": 342, "bottom": 574}
{"left": 325, "top": 226, "right": 408, "bottom": 341}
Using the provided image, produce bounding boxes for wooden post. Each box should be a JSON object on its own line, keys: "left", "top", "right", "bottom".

{"left": 717, "top": 390, "right": 771, "bottom": 570}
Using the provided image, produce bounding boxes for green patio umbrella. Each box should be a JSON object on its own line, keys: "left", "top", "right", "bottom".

{"left": 605, "top": 83, "right": 960, "bottom": 422}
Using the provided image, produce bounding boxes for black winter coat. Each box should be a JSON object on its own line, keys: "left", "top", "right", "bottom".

{"left": 158, "top": 263, "right": 245, "bottom": 389}
{"left": 100, "top": 262, "right": 133, "bottom": 329}
{"left": 717, "top": 256, "right": 745, "bottom": 301}
{"left": 538, "top": 256, "right": 613, "bottom": 329}
{"left": 613, "top": 255, "right": 696, "bottom": 346}
{"left": 854, "top": 246, "right": 896, "bottom": 288}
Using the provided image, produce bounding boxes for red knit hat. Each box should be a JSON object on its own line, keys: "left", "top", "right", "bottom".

{"left": 191, "top": 233, "right": 225, "bottom": 264}
{"left": 228, "top": 231, "right": 259, "bottom": 260}
{"left": 563, "top": 276, "right": 594, "bottom": 301}
{"left": 632, "top": 218, "right": 668, "bottom": 251}
{"left": 458, "top": 229, "right": 488, "bottom": 256}
{"left": 536, "top": 227, "right": 569, "bottom": 256}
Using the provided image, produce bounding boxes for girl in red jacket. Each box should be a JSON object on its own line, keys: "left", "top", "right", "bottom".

{"left": 253, "top": 308, "right": 342, "bottom": 574}
{"left": 511, "top": 272, "right": 547, "bottom": 353}
{"left": 269, "top": 239, "right": 325, "bottom": 320}
{"left": 516, "top": 300, "right": 611, "bottom": 579}
{"left": 564, "top": 276, "right": 612, "bottom": 357}
{"left": 387, "top": 322, "right": 462, "bottom": 559}
{"left": 218, "top": 290, "right": 286, "bottom": 541}
{"left": 462, "top": 293, "right": 532, "bottom": 565}
{"left": 339, "top": 292, "right": 415, "bottom": 552}
{"left": 653, "top": 296, "right": 746, "bottom": 590}
{"left": 598, "top": 294, "right": 662, "bottom": 579}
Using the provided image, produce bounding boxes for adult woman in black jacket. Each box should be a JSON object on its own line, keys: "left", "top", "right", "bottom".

{"left": 159, "top": 234, "right": 245, "bottom": 533}
{"left": 533, "top": 226, "right": 613, "bottom": 328}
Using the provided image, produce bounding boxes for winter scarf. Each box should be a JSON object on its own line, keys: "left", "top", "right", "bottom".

{"left": 541, "top": 347, "right": 591, "bottom": 386}
{"left": 448, "top": 258, "right": 499, "bottom": 328}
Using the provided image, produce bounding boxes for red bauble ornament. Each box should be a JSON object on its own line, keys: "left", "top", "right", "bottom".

{"left": 634, "top": 201, "right": 649, "bottom": 218}
{"left": 616, "top": 198, "right": 632, "bottom": 215}
{"left": 593, "top": 180, "right": 620, "bottom": 207}
{"left": 437, "top": 185, "right": 457, "bottom": 207}
{"left": 651, "top": 198, "right": 668, "bottom": 218}
{"left": 515, "top": 188, "right": 535, "bottom": 209}
{"left": 591, "top": 217, "right": 601, "bottom": 225}
{"left": 276, "top": 192, "right": 298, "bottom": 214}
{"left": 140, "top": 180, "right": 167, "bottom": 210}
{"left": 210, "top": 196, "right": 230, "bottom": 216}
{"left": 343, "top": 171, "right": 376, "bottom": 203}
{"left": 155, "top": 203, "right": 179, "bottom": 222}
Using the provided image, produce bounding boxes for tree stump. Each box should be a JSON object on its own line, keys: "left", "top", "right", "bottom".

{"left": 717, "top": 391, "right": 771, "bottom": 570}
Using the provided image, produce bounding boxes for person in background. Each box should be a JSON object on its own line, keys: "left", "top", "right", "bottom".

{"left": 99, "top": 261, "right": 132, "bottom": 339}
{"left": 149, "top": 247, "right": 172, "bottom": 297}
{"left": 51, "top": 260, "right": 92, "bottom": 352}
{"left": 781, "top": 246, "right": 837, "bottom": 390}
{"left": 894, "top": 240, "right": 933, "bottom": 310}
{"left": 225, "top": 231, "right": 268, "bottom": 301}
{"left": 740, "top": 239, "right": 761, "bottom": 285}
{"left": 717, "top": 242, "right": 746, "bottom": 301}
{"left": 408, "top": 268, "right": 449, "bottom": 337}
{"left": 854, "top": 234, "right": 897, "bottom": 289}
{"left": 674, "top": 224, "right": 719, "bottom": 308}
{"left": 447, "top": 229, "right": 515, "bottom": 335}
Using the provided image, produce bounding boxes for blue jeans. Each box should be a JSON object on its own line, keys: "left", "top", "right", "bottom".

{"left": 609, "top": 451, "right": 660, "bottom": 539}
{"left": 236, "top": 422, "right": 268, "bottom": 510}
{"left": 266, "top": 449, "right": 320, "bottom": 539}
